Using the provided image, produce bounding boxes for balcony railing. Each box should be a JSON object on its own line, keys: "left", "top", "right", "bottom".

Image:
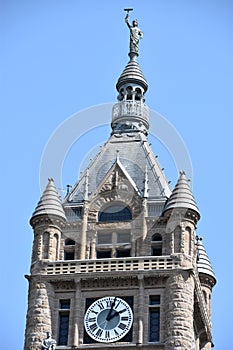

{"left": 46, "top": 256, "right": 180, "bottom": 275}
{"left": 112, "top": 101, "right": 149, "bottom": 123}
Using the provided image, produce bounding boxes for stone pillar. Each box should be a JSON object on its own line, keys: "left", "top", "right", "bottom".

{"left": 137, "top": 275, "right": 144, "bottom": 344}
{"left": 164, "top": 271, "right": 194, "bottom": 350}
{"left": 24, "top": 277, "right": 54, "bottom": 350}
{"left": 73, "top": 278, "right": 82, "bottom": 346}
{"left": 80, "top": 205, "right": 88, "bottom": 259}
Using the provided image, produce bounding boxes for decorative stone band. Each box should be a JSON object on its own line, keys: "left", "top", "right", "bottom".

{"left": 112, "top": 101, "right": 149, "bottom": 125}
{"left": 46, "top": 256, "right": 182, "bottom": 275}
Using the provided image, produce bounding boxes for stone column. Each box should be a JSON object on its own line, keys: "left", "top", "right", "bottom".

{"left": 164, "top": 271, "right": 194, "bottom": 350}
{"left": 73, "top": 278, "right": 82, "bottom": 347}
{"left": 24, "top": 277, "right": 54, "bottom": 350}
{"left": 137, "top": 275, "right": 144, "bottom": 344}
{"left": 80, "top": 205, "right": 88, "bottom": 260}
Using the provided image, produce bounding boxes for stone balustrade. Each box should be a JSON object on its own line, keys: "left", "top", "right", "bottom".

{"left": 112, "top": 101, "right": 149, "bottom": 123}
{"left": 46, "top": 256, "right": 180, "bottom": 275}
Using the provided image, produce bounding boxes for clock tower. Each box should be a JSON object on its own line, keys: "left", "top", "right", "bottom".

{"left": 24, "top": 13, "right": 216, "bottom": 350}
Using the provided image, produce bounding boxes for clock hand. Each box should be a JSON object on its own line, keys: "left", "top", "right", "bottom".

{"left": 106, "top": 297, "right": 117, "bottom": 321}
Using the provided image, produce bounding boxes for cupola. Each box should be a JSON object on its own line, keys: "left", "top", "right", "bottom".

{"left": 111, "top": 13, "right": 149, "bottom": 136}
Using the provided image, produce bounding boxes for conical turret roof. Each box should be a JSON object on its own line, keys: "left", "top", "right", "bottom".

{"left": 163, "top": 171, "right": 200, "bottom": 217}
{"left": 197, "top": 238, "right": 216, "bottom": 282}
{"left": 30, "top": 178, "right": 66, "bottom": 223}
{"left": 116, "top": 58, "right": 148, "bottom": 92}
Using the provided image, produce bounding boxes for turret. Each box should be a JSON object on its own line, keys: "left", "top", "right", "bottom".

{"left": 196, "top": 237, "right": 216, "bottom": 318}
{"left": 30, "top": 178, "right": 66, "bottom": 270}
{"left": 162, "top": 171, "right": 200, "bottom": 261}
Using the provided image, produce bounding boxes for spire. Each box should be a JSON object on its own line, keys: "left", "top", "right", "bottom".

{"left": 111, "top": 11, "right": 149, "bottom": 136}
{"left": 196, "top": 237, "right": 216, "bottom": 283}
{"left": 163, "top": 171, "right": 200, "bottom": 219}
{"left": 30, "top": 178, "right": 66, "bottom": 224}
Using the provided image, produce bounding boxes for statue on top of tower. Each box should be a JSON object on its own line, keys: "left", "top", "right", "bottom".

{"left": 125, "top": 9, "right": 143, "bottom": 59}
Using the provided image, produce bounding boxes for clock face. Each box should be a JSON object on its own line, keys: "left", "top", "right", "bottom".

{"left": 84, "top": 296, "right": 133, "bottom": 343}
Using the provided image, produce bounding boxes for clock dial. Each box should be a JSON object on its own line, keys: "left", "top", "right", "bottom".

{"left": 84, "top": 296, "right": 133, "bottom": 343}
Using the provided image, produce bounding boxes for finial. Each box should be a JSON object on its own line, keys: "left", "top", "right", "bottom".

{"left": 66, "top": 184, "right": 72, "bottom": 196}
{"left": 83, "top": 169, "right": 89, "bottom": 202}
{"left": 143, "top": 165, "right": 149, "bottom": 198}
{"left": 124, "top": 9, "right": 143, "bottom": 60}
{"left": 116, "top": 150, "right": 120, "bottom": 162}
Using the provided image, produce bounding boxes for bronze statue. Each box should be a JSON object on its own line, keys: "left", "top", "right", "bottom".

{"left": 41, "top": 332, "right": 56, "bottom": 350}
{"left": 125, "top": 12, "right": 143, "bottom": 58}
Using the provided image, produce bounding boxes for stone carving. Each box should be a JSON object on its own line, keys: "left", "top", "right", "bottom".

{"left": 41, "top": 332, "right": 56, "bottom": 350}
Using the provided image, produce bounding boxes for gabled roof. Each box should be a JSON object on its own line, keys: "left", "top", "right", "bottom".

{"left": 63, "top": 133, "right": 171, "bottom": 205}
{"left": 197, "top": 237, "right": 216, "bottom": 282}
{"left": 163, "top": 171, "right": 200, "bottom": 216}
{"left": 30, "top": 178, "right": 66, "bottom": 222}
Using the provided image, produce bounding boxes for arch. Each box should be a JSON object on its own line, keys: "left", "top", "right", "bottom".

{"left": 65, "top": 238, "right": 75, "bottom": 246}
{"left": 152, "top": 233, "right": 162, "bottom": 242}
{"left": 135, "top": 87, "right": 142, "bottom": 101}
{"left": 126, "top": 86, "right": 133, "bottom": 100}
{"left": 98, "top": 204, "right": 132, "bottom": 222}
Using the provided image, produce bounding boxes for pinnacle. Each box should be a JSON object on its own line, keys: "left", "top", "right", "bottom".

{"left": 30, "top": 178, "right": 66, "bottom": 223}
{"left": 163, "top": 171, "right": 200, "bottom": 217}
{"left": 196, "top": 237, "right": 216, "bottom": 283}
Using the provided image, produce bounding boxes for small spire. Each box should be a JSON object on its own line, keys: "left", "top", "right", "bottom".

{"left": 163, "top": 171, "right": 200, "bottom": 218}
{"left": 83, "top": 169, "right": 89, "bottom": 202}
{"left": 30, "top": 178, "right": 66, "bottom": 224}
{"left": 196, "top": 237, "right": 216, "bottom": 283}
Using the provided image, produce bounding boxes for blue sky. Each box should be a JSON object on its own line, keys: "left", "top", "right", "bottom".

{"left": 1, "top": 1, "right": 232, "bottom": 349}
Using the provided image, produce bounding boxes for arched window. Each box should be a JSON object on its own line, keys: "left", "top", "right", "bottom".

{"left": 126, "top": 86, "right": 133, "bottom": 100}
{"left": 151, "top": 233, "right": 162, "bottom": 256}
{"left": 98, "top": 204, "right": 132, "bottom": 223}
{"left": 135, "top": 87, "right": 142, "bottom": 101}
{"left": 65, "top": 238, "right": 75, "bottom": 246}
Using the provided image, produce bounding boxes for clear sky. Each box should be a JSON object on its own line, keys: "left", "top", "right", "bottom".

{"left": 1, "top": 0, "right": 232, "bottom": 349}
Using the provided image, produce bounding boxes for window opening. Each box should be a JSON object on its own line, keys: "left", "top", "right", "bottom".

{"left": 149, "top": 295, "right": 160, "bottom": 342}
{"left": 98, "top": 204, "right": 132, "bottom": 222}
{"left": 65, "top": 238, "right": 75, "bottom": 246}
{"left": 96, "top": 250, "right": 112, "bottom": 259}
{"left": 64, "top": 251, "right": 75, "bottom": 260}
{"left": 58, "top": 300, "right": 70, "bottom": 346}
{"left": 151, "top": 234, "right": 162, "bottom": 256}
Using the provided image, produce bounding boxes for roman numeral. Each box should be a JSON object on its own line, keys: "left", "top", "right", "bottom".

{"left": 105, "top": 330, "right": 110, "bottom": 338}
{"left": 105, "top": 299, "right": 112, "bottom": 307}
{"left": 88, "top": 317, "right": 96, "bottom": 322}
{"left": 96, "top": 329, "right": 103, "bottom": 337}
{"left": 97, "top": 302, "right": 104, "bottom": 310}
{"left": 114, "top": 329, "right": 119, "bottom": 336}
{"left": 121, "top": 316, "right": 129, "bottom": 321}
{"left": 89, "top": 323, "right": 98, "bottom": 332}
{"left": 118, "top": 322, "right": 127, "bottom": 330}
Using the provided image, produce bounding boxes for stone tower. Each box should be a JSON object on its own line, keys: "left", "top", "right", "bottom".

{"left": 24, "top": 14, "right": 216, "bottom": 350}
